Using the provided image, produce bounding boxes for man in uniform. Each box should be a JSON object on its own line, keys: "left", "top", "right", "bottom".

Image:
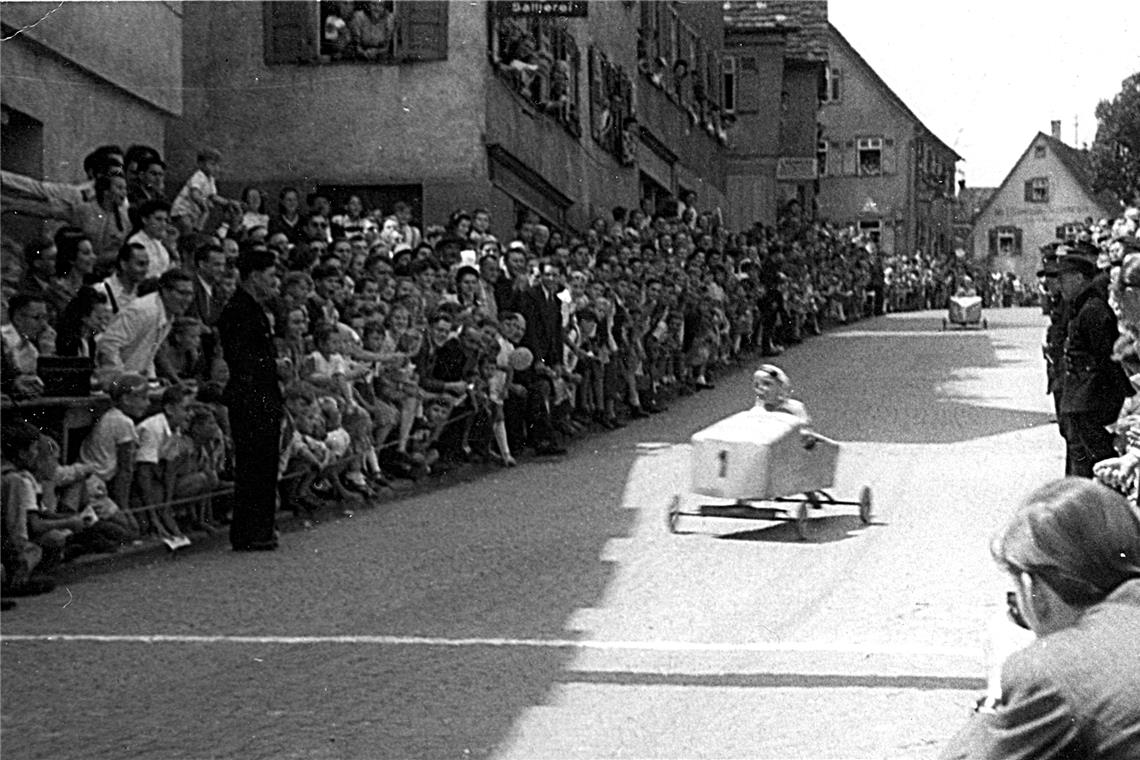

{"left": 1057, "top": 241, "right": 1132, "bottom": 477}
{"left": 1039, "top": 243, "right": 1065, "bottom": 434}
{"left": 218, "top": 246, "right": 283, "bottom": 551}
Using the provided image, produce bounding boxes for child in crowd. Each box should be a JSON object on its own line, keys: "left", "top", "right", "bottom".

{"left": 279, "top": 383, "right": 331, "bottom": 520}
{"left": 2, "top": 422, "right": 66, "bottom": 596}
{"left": 133, "top": 384, "right": 192, "bottom": 549}
{"left": 170, "top": 147, "right": 239, "bottom": 235}
{"left": 163, "top": 404, "right": 225, "bottom": 534}
{"left": 402, "top": 396, "right": 450, "bottom": 478}
{"left": 76, "top": 373, "right": 149, "bottom": 541}
{"left": 156, "top": 316, "right": 207, "bottom": 385}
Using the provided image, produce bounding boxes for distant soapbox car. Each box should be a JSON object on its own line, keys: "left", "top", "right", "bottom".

{"left": 942, "top": 295, "right": 987, "bottom": 331}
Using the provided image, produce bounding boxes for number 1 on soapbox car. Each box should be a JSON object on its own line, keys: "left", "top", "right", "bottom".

{"left": 667, "top": 412, "right": 872, "bottom": 540}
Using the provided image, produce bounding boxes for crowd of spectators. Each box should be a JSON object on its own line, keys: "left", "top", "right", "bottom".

{"left": 0, "top": 135, "right": 1091, "bottom": 600}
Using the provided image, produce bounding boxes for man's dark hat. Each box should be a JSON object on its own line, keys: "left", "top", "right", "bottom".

{"left": 1065, "top": 239, "right": 1101, "bottom": 259}
{"left": 1056, "top": 251, "right": 1097, "bottom": 278}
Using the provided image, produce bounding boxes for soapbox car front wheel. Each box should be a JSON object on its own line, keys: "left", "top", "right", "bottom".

{"left": 941, "top": 317, "right": 947, "bottom": 331}
{"left": 859, "top": 486, "right": 873, "bottom": 524}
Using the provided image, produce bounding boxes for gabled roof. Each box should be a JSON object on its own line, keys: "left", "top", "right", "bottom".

{"left": 973, "top": 132, "right": 1117, "bottom": 222}
{"left": 724, "top": 0, "right": 829, "bottom": 62}
{"left": 827, "top": 23, "right": 961, "bottom": 162}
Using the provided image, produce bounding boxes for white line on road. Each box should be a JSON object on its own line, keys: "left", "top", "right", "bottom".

{"left": 0, "top": 633, "right": 980, "bottom": 658}
{"left": 824, "top": 330, "right": 986, "bottom": 338}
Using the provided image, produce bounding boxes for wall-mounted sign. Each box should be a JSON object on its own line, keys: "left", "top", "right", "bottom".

{"left": 776, "top": 157, "right": 818, "bottom": 181}
{"left": 498, "top": 1, "right": 589, "bottom": 17}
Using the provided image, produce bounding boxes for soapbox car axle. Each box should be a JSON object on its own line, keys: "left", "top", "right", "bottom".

{"left": 667, "top": 487, "right": 872, "bottom": 540}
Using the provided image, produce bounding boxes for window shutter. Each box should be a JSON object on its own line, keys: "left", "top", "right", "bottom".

{"left": 1024, "top": 180, "right": 1033, "bottom": 202}
{"left": 841, "top": 144, "right": 857, "bottom": 176}
{"left": 263, "top": 1, "right": 318, "bottom": 65}
{"left": 1014, "top": 228, "right": 1023, "bottom": 256}
{"left": 395, "top": 0, "right": 449, "bottom": 62}
{"left": 988, "top": 228, "right": 998, "bottom": 256}
{"left": 881, "top": 143, "right": 896, "bottom": 174}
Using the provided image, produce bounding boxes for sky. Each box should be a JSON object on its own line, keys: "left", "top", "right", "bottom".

{"left": 827, "top": 0, "right": 1140, "bottom": 188}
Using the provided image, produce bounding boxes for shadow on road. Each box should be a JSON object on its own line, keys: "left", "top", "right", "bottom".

{"left": 791, "top": 329, "right": 1054, "bottom": 444}
{"left": 713, "top": 513, "right": 876, "bottom": 544}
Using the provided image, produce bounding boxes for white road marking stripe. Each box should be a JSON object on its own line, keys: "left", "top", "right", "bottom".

{"left": 824, "top": 330, "right": 986, "bottom": 338}
{"left": 0, "top": 633, "right": 980, "bottom": 657}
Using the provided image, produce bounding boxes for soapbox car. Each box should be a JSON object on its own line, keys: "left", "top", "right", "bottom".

{"left": 667, "top": 410, "right": 872, "bottom": 540}
{"left": 941, "top": 295, "right": 987, "bottom": 331}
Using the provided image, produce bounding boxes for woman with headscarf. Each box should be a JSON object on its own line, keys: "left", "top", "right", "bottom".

{"left": 940, "top": 478, "right": 1140, "bottom": 759}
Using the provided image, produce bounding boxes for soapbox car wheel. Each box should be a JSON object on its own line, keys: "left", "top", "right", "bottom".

{"left": 796, "top": 493, "right": 820, "bottom": 540}
{"left": 859, "top": 486, "right": 873, "bottom": 524}
{"left": 982, "top": 318, "right": 989, "bottom": 330}
{"left": 667, "top": 494, "right": 681, "bottom": 533}
{"left": 941, "top": 318, "right": 947, "bottom": 331}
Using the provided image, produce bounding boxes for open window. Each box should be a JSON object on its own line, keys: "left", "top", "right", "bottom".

{"left": 857, "top": 137, "right": 882, "bottom": 176}
{"left": 488, "top": 4, "right": 581, "bottom": 137}
{"left": 264, "top": 1, "right": 448, "bottom": 65}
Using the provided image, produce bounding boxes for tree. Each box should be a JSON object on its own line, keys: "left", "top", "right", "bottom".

{"left": 1090, "top": 71, "right": 1140, "bottom": 207}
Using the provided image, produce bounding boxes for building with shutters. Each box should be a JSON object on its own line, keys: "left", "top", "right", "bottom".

{"left": 168, "top": 0, "right": 731, "bottom": 235}
{"left": 969, "top": 124, "right": 1118, "bottom": 284}
{"left": 721, "top": 0, "right": 828, "bottom": 230}
{"left": 816, "top": 24, "right": 959, "bottom": 256}
{"left": 0, "top": 1, "right": 183, "bottom": 242}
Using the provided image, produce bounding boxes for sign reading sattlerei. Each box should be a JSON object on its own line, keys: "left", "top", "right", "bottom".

{"left": 502, "top": 1, "right": 589, "bottom": 17}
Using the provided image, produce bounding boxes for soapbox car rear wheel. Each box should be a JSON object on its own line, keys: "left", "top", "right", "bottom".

{"left": 941, "top": 317, "right": 947, "bottom": 331}
{"left": 982, "top": 318, "right": 989, "bottom": 330}
{"left": 667, "top": 494, "right": 681, "bottom": 533}
{"left": 859, "top": 486, "right": 873, "bottom": 524}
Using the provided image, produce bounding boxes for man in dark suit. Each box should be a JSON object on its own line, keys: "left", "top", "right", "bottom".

{"left": 1057, "top": 245, "right": 1131, "bottom": 477}
{"left": 517, "top": 260, "right": 566, "bottom": 455}
{"left": 189, "top": 240, "right": 227, "bottom": 328}
{"left": 218, "top": 246, "right": 283, "bottom": 551}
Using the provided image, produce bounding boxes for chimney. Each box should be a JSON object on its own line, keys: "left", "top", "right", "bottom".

{"left": 1051, "top": 120, "right": 1062, "bottom": 140}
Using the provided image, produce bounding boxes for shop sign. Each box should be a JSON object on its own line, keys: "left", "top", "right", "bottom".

{"left": 499, "top": 1, "right": 589, "bottom": 17}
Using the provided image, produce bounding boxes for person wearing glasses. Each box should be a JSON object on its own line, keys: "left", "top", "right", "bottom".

{"left": 940, "top": 478, "right": 1140, "bottom": 759}
{"left": 1056, "top": 243, "right": 1132, "bottom": 478}
{"left": 94, "top": 269, "right": 195, "bottom": 384}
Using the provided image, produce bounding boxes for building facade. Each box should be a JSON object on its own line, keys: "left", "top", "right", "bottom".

{"left": 722, "top": 0, "right": 827, "bottom": 230}
{"left": 970, "top": 125, "right": 1118, "bottom": 284}
{"left": 169, "top": 0, "right": 730, "bottom": 236}
{"left": 816, "top": 25, "right": 959, "bottom": 256}
{"left": 0, "top": 1, "right": 183, "bottom": 240}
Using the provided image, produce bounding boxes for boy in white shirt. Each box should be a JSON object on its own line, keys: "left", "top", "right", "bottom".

{"left": 134, "top": 384, "right": 191, "bottom": 549}
{"left": 171, "top": 147, "right": 239, "bottom": 235}
{"left": 76, "top": 373, "right": 149, "bottom": 538}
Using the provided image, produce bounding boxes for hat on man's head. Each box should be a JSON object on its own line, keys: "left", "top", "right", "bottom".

{"left": 1063, "top": 239, "right": 1101, "bottom": 260}
{"left": 1056, "top": 252, "right": 1097, "bottom": 278}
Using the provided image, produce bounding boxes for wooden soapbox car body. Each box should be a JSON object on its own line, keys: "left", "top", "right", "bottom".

{"left": 941, "top": 295, "right": 987, "bottom": 331}
{"left": 668, "top": 409, "right": 871, "bottom": 539}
